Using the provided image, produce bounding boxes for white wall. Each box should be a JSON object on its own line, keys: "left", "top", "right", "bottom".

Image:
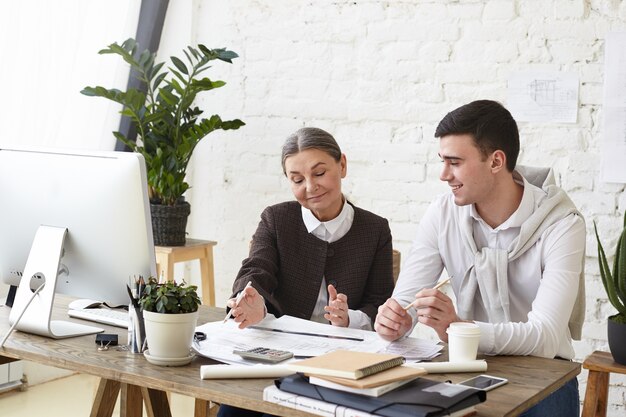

{"left": 1, "top": 0, "right": 626, "bottom": 413}
{"left": 188, "top": 1, "right": 626, "bottom": 414}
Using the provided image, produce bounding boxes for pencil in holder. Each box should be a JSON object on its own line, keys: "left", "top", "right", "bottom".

{"left": 128, "top": 305, "right": 146, "bottom": 353}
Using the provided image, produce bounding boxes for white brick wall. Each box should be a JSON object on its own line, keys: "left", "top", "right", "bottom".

{"left": 186, "top": 1, "right": 626, "bottom": 413}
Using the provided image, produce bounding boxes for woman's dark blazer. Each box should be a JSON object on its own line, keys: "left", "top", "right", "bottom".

{"left": 231, "top": 201, "right": 394, "bottom": 325}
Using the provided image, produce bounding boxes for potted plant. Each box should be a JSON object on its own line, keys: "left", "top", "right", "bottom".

{"left": 139, "top": 277, "right": 202, "bottom": 366}
{"left": 594, "top": 210, "right": 626, "bottom": 365}
{"left": 81, "top": 38, "right": 244, "bottom": 246}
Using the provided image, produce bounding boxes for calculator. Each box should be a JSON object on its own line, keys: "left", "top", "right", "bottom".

{"left": 232, "top": 347, "right": 294, "bottom": 363}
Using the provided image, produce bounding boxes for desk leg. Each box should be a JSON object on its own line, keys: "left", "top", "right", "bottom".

{"left": 141, "top": 386, "right": 172, "bottom": 417}
{"left": 582, "top": 370, "right": 610, "bottom": 417}
{"left": 194, "top": 399, "right": 219, "bottom": 417}
{"left": 91, "top": 379, "right": 120, "bottom": 417}
{"left": 199, "top": 248, "right": 215, "bottom": 307}
{"left": 120, "top": 383, "right": 143, "bottom": 417}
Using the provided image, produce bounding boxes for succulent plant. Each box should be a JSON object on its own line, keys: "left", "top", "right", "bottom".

{"left": 594, "top": 211, "right": 626, "bottom": 324}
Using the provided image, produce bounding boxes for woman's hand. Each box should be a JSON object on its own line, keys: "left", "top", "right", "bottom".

{"left": 324, "top": 284, "right": 349, "bottom": 327}
{"left": 227, "top": 286, "right": 266, "bottom": 329}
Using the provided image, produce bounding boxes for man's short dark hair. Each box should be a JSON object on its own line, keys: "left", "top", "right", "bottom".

{"left": 434, "top": 100, "right": 519, "bottom": 171}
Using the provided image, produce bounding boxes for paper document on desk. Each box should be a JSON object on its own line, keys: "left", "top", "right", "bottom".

{"left": 193, "top": 314, "right": 441, "bottom": 365}
{"left": 377, "top": 336, "right": 443, "bottom": 361}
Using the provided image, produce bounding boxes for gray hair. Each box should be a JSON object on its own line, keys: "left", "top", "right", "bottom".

{"left": 281, "top": 127, "right": 342, "bottom": 175}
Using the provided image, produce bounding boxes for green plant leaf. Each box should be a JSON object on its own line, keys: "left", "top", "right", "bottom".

{"left": 217, "top": 49, "right": 239, "bottom": 63}
{"left": 192, "top": 78, "right": 225, "bottom": 91}
{"left": 171, "top": 56, "right": 188, "bottom": 75}
{"left": 221, "top": 119, "right": 246, "bottom": 130}
{"left": 617, "top": 212, "right": 626, "bottom": 308}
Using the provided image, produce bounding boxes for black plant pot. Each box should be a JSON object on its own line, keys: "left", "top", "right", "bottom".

{"left": 150, "top": 201, "right": 191, "bottom": 246}
{"left": 608, "top": 315, "right": 626, "bottom": 365}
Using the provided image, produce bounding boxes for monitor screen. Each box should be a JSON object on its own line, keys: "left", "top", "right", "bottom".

{"left": 0, "top": 147, "right": 156, "bottom": 306}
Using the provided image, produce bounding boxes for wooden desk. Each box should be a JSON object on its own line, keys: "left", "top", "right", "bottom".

{"left": 155, "top": 238, "right": 217, "bottom": 307}
{"left": 582, "top": 350, "right": 626, "bottom": 417}
{"left": 0, "top": 297, "right": 580, "bottom": 417}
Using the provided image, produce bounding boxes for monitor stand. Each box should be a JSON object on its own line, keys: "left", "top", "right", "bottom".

{"left": 9, "top": 225, "right": 103, "bottom": 339}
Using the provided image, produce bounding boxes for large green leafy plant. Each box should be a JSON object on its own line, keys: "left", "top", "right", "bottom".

{"left": 139, "top": 277, "right": 201, "bottom": 314}
{"left": 594, "top": 211, "right": 626, "bottom": 324}
{"left": 81, "top": 38, "right": 244, "bottom": 205}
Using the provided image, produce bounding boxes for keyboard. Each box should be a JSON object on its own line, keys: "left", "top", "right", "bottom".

{"left": 68, "top": 308, "right": 129, "bottom": 329}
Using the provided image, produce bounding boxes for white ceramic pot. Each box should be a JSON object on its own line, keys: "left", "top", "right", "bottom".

{"left": 143, "top": 310, "right": 198, "bottom": 363}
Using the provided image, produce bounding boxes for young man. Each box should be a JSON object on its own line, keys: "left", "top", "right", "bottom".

{"left": 374, "top": 100, "right": 585, "bottom": 416}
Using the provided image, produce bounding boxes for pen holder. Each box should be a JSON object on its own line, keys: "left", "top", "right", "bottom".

{"left": 128, "top": 305, "right": 146, "bottom": 353}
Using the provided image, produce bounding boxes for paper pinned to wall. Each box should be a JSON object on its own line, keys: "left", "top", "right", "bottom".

{"left": 507, "top": 71, "right": 579, "bottom": 123}
{"left": 600, "top": 32, "right": 626, "bottom": 184}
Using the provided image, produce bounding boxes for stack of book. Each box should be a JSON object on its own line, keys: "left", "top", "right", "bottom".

{"left": 288, "top": 350, "right": 422, "bottom": 397}
{"left": 263, "top": 350, "right": 486, "bottom": 417}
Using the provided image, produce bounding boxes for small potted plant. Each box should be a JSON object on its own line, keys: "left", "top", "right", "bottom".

{"left": 594, "top": 210, "right": 626, "bottom": 365}
{"left": 81, "top": 38, "right": 244, "bottom": 246}
{"left": 139, "top": 277, "right": 201, "bottom": 366}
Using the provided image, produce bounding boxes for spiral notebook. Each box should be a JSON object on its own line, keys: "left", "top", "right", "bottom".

{"left": 287, "top": 350, "right": 404, "bottom": 380}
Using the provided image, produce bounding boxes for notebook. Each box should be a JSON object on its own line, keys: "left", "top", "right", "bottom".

{"left": 309, "top": 365, "right": 426, "bottom": 388}
{"left": 308, "top": 374, "right": 417, "bottom": 397}
{"left": 287, "top": 350, "right": 404, "bottom": 380}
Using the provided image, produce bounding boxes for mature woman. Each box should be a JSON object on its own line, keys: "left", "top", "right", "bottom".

{"left": 225, "top": 127, "right": 394, "bottom": 332}
{"left": 218, "top": 127, "right": 393, "bottom": 416}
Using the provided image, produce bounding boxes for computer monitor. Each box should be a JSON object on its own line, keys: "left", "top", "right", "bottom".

{"left": 0, "top": 147, "right": 156, "bottom": 338}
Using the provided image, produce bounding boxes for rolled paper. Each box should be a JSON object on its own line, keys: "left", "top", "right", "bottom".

{"left": 200, "top": 364, "right": 294, "bottom": 379}
{"left": 404, "top": 360, "right": 488, "bottom": 374}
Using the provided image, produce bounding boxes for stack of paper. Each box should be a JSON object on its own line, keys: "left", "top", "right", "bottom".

{"left": 376, "top": 336, "right": 443, "bottom": 361}
{"left": 193, "top": 314, "right": 442, "bottom": 365}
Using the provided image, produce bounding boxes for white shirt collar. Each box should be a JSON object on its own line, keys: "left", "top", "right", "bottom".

{"left": 301, "top": 197, "right": 353, "bottom": 242}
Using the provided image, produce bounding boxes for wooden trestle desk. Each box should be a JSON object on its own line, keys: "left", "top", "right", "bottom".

{"left": 0, "top": 296, "right": 580, "bottom": 417}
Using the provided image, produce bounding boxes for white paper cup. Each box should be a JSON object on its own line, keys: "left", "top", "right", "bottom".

{"left": 446, "top": 322, "right": 481, "bottom": 362}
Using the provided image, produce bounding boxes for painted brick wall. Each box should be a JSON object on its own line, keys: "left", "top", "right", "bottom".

{"left": 186, "top": 1, "right": 626, "bottom": 413}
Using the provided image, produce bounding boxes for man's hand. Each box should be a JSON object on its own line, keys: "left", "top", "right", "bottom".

{"left": 374, "top": 298, "right": 413, "bottom": 341}
{"left": 324, "top": 284, "right": 349, "bottom": 327}
{"left": 409, "top": 288, "right": 462, "bottom": 342}
{"left": 227, "top": 286, "right": 266, "bottom": 329}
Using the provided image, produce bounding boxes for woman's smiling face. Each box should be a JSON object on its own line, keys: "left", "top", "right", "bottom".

{"left": 284, "top": 148, "right": 347, "bottom": 222}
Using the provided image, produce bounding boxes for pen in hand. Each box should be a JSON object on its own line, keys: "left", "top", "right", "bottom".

{"left": 403, "top": 277, "right": 452, "bottom": 311}
{"left": 223, "top": 281, "right": 252, "bottom": 323}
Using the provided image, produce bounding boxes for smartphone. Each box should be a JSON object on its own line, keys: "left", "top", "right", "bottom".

{"left": 459, "top": 374, "right": 508, "bottom": 391}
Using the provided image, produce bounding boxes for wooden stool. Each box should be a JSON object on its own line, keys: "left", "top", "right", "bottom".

{"left": 155, "top": 238, "right": 217, "bottom": 307}
{"left": 582, "top": 350, "right": 626, "bottom": 417}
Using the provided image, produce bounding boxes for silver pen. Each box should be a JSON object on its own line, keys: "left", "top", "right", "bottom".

{"left": 222, "top": 281, "right": 252, "bottom": 323}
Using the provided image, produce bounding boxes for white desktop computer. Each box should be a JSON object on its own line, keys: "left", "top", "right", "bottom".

{"left": 0, "top": 147, "right": 157, "bottom": 338}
